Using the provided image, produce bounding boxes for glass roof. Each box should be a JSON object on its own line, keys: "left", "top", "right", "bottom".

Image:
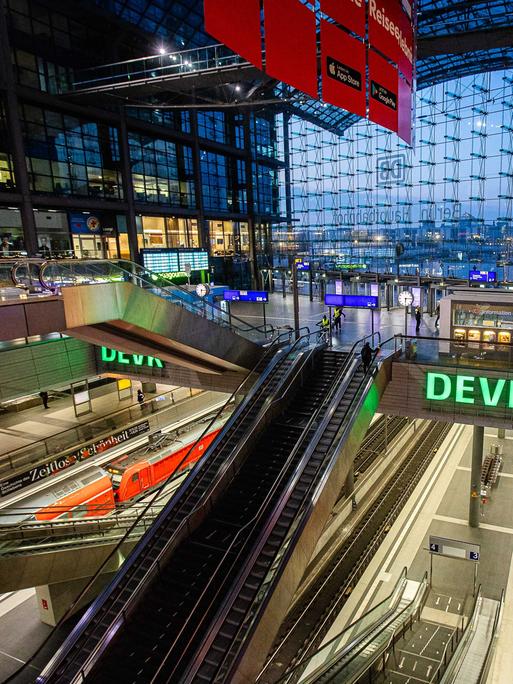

{"left": 90, "top": 0, "right": 513, "bottom": 135}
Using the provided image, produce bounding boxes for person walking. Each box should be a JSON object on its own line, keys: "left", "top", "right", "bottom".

{"left": 415, "top": 307, "right": 422, "bottom": 332}
{"left": 361, "top": 341, "right": 374, "bottom": 373}
{"left": 434, "top": 304, "right": 440, "bottom": 328}
{"left": 39, "top": 390, "right": 49, "bottom": 409}
{"left": 317, "top": 313, "right": 330, "bottom": 341}
{"left": 137, "top": 388, "right": 145, "bottom": 408}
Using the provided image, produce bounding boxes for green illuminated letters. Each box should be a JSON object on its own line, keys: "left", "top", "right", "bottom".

{"left": 426, "top": 373, "right": 451, "bottom": 401}
{"left": 426, "top": 372, "right": 512, "bottom": 409}
{"left": 99, "top": 347, "right": 164, "bottom": 369}
{"left": 455, "top": 376, "right": 475, "bottom": 404}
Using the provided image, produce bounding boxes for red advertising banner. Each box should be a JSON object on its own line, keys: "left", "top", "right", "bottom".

{"left": 321, "top": 0, "right": 366, "bottom": 38}
{"left": 398, "top": 74, "right": 412, "bottom": 144}
{"left": 204, "top": 0, "right": 263, "bottom": 69}
{"left": 368, "top": 49, "right": 399, "bottom": 135}
{"left": 321, "top": 20, "right": 366, "bottom": 117}
{"left": 264, "top": 0, "right": 318, "bottom": 98}
{"left": 368, "top": 0, "right": 413, "bottom": 83}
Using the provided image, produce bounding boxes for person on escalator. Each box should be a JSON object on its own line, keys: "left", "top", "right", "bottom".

{"left": 361, "top": 342, "right": 375, "bottom": 373}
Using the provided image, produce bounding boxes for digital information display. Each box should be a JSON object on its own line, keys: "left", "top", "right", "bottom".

{"left": 295, "top": 258, "right": 311, "bottom": 272}
{"left": 142, "top": 249, "right": 208, "bottom": 274}
{"left": 325, "top": 294, "right": 379, "bottom": 308}
{"left": 469, "top": 270, "right": 496, "bottom": 283}
{"left": 223, "top": 290, "right": 269, "bottom": 303}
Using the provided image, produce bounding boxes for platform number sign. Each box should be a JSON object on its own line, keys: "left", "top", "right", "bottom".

{"left": 469, "top": 551, "right": 480, "bottom": 561}
{"left": 428, "top": 535, "right": 480, "bottom": 563}
{"left": 429, "top": 542, "right": 439, "bottom": 553}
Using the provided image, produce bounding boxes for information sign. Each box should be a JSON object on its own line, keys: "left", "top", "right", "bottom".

{"left": 295, "top": 258, "right": 311, "bottom": 272}
{"left": 428, "top": 535, "right": 480, "bottom": 562}
{"left": 325, "top": 294, "right": 379, "bottom": 308}
{"left": 223, "top": 290, "right": 269, "bottom": 303}
{"left": 469, "top": 270, "right": 496, "bottom": 283}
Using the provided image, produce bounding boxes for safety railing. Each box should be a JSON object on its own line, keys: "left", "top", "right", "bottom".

{"left": 0, "top": 386, "right": 211, "bottom": 478}
{"left": 10, "top": 328, "right": 305, "bottom": 683}
{"left": 212, "top": 335, "right": 382, "bottom": 682}
{"left": 275, "top": 571, "right": 428, "bottom": 684}
{"left": 72, "top": 44, "right": 250, "bottom": 91}
{"left": 36, "top": 257, "right": 276, "bottom": 344}
{"left": 38, "top": 331, "right": 317, "bottom": 683}
{"left": 477, "top": 589, "right": 504, "bottom": 684}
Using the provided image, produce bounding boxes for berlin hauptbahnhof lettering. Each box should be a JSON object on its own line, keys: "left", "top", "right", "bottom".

{"left": 426, "top": 372, "right": 513, "bottom": 407}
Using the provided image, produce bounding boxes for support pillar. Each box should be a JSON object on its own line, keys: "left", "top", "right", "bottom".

{"left": 36, "top": 572, "right": 115, "bottom": 626}
{"left": 498, "top": 428, "right": 506, "bottom": 439}
{"left": 345, "top": 464, "right": 355, "bottom": 496}
{"left": 119, "top": 111, "right": 140, "bottom": 263}
{"left": 469, "top": 425, "right": 484, "bottom": 528}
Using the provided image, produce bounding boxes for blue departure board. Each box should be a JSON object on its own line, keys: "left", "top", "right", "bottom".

{"left": 469, "top": 270, "right": 496, "bottom": 283}
{"left": 223, "top": 290, "right": 269, "bottom": 303}
{"left": 325, "top": 294, "right": 378, "bottom": 308}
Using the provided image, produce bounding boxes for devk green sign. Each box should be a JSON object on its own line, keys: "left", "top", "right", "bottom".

{"left": 100, "top": 346, "right": 164, "bottom": 368}
{"left": 426, "top": 372, "right": 513, "bottom": 407}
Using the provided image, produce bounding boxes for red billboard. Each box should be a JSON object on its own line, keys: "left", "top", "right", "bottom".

{"left": 368, "top": 50, "right": 398, "bottom": 135}
{"left": 204, "top": 0, "right": 263, "bottom": 69}
{"left": 264, "top": 0, "right": 318, "bottom": 98}
{"left": 368, "top": 0, "right": 414, "bottom": 83}
{"left": 321, "top": 0, "right": 366, "bottom": 38}
{"left": 321, "top": 20, "right": 366, "bottom": 117}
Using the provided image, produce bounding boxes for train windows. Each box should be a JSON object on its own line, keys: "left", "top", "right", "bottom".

{"left": 131, "top": 472, "right": 139, "bottom": 483}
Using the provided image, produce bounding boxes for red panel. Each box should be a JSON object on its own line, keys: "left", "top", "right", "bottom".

{"left": 321, "top": 20, "right": 366, "bottom": 118}
{"left": 368, "top": 0, "right": 414, "bottom": 82}
{"left": 264, "top": 0, "right": 318, "bottom": 98}
{"left": 398, "top": 75, "right": 412, "bottom": 145}
{"left": 204, "top": 0, "right": 263, "bottom": 69}
{"left": 321, "top": 0, "right": 365, "bottom": 38}
{"left": 368, "top": 49, "right": 398, "bottom": 134}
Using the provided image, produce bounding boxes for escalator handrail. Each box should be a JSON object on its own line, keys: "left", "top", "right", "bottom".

{"left": 14, "top": 329, "right": 295, "bottom": 684}
{"left": 304, "top": 571, "right": 430, "bottom": 684}
{"left": 181, "top": 336, "right": 382, "bottom": 681}
{"left": 478, "top": 588, "right": 505, "bottom": 684}
{"left": 38, "top": 258, "right": 275, "bottom": 338}
{"left": 34, "top": 329, "right": 314, "bottom": 683}
{"left": 206, "top": 337, "right": 382, "bottom": 682}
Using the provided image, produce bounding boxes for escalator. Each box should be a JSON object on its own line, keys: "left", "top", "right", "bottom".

{"left": 38, "top": 338, "right": 385, "bottom": 683}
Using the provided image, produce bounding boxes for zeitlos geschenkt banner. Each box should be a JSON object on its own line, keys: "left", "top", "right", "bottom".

{"left": 203, "top": 0, "right": 415, "bottom": 143}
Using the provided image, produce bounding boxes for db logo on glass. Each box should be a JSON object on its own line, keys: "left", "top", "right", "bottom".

{"left": 376, "top": 153, "right": 408, "bottom": 187}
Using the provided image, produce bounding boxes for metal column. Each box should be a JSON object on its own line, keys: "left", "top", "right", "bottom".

{"left": 469, "top": 425, "right": 484, "bottom": 528}
{"left": 119, "top": 111, "right": 140, "bottom": 263}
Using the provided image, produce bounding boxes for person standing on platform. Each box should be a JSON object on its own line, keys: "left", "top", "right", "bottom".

{"left": 39, "top": 390, "right": 49, "bottom": 409}
{"left": 317, "top": 313, "right": 330, "bottom": 340}
{"left": 415, "top": 307, "right": 422, "bottom": 332}
{"left": 434, "top": 304, "right": 440, "bottom": 328}
{"left": 137, "top": 388, "right": 145, "bottom": 408}
{"left": 333, "top": 306, "right": 343, "bottom": 333}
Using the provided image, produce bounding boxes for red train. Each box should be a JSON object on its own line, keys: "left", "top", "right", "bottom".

{"left": 104, "top": 425, "right": 222, "bottom": 502}
{"left": 3, "top": 421, "right": 224, "bottom": 525}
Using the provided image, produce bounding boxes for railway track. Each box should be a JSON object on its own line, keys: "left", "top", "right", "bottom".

{"left": 353, "top": 415, "right": 408, "bottom": 482}
{"left": 258, "top": 420, "right": 451, "bottom": 684}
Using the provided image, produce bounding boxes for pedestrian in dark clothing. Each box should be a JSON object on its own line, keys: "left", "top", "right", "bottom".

{"left": 361, "top": 342, "right": 374, "bottom": 373}
{"left": 39, "top": 391, "right": 49, "bottom": 409}
{"left": 137, "top": 389, "right": 145, "bottom": 407}
{"left": 434, "top": 304, "right": 440, "bottom": 328}
{"left": 415, "top": 307, "right": 422, "bottom": 332}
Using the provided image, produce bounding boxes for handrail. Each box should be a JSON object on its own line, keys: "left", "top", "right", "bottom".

{"left": 65, "top": 332, "right": 317, "bottom": 683}
{"left": 184, "top": 335, "right": 381, "bottom": 682}
{"left": 276, "top": 571, "right": 427, "bottom": 684}
{"left": 438, "top": 586, "right": 483, "bottom": 684}
{"left": 478, "top": 588, "right": 505, "bottom": 683}
{"left": 32, "top": 329, "right": 313, "bottom": 683}
{"left": 163, "top": 341, "right": 372, "bottom": 681}
{"left": 38, "top": 258, "right": 276, "bottom": 341}
{"left": 10, "top": 329, "right": 293, "bottom": 683}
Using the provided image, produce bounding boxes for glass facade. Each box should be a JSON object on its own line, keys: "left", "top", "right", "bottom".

{"left": 129, "top": 133, "right": 195, "bottom": 208}
{"left": 197, "top": 112, "right": 245, "bottom": 149}
{"left": 0, "top": 100, "right": 15, "bottom": 192}
{"left": 278, "top": 70, "right": 513, "bottom": 278}
{"left": 21, "top": 104, "right": 123, "bottom": 199}
{"left": 138, "top": 216, "right": 200, "bottom": 249}
{"left": 209, "top": 220, "right": 250, "bottom": 256}
{"left": 200, "top": 150, "right": 247, "bottom": 213}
